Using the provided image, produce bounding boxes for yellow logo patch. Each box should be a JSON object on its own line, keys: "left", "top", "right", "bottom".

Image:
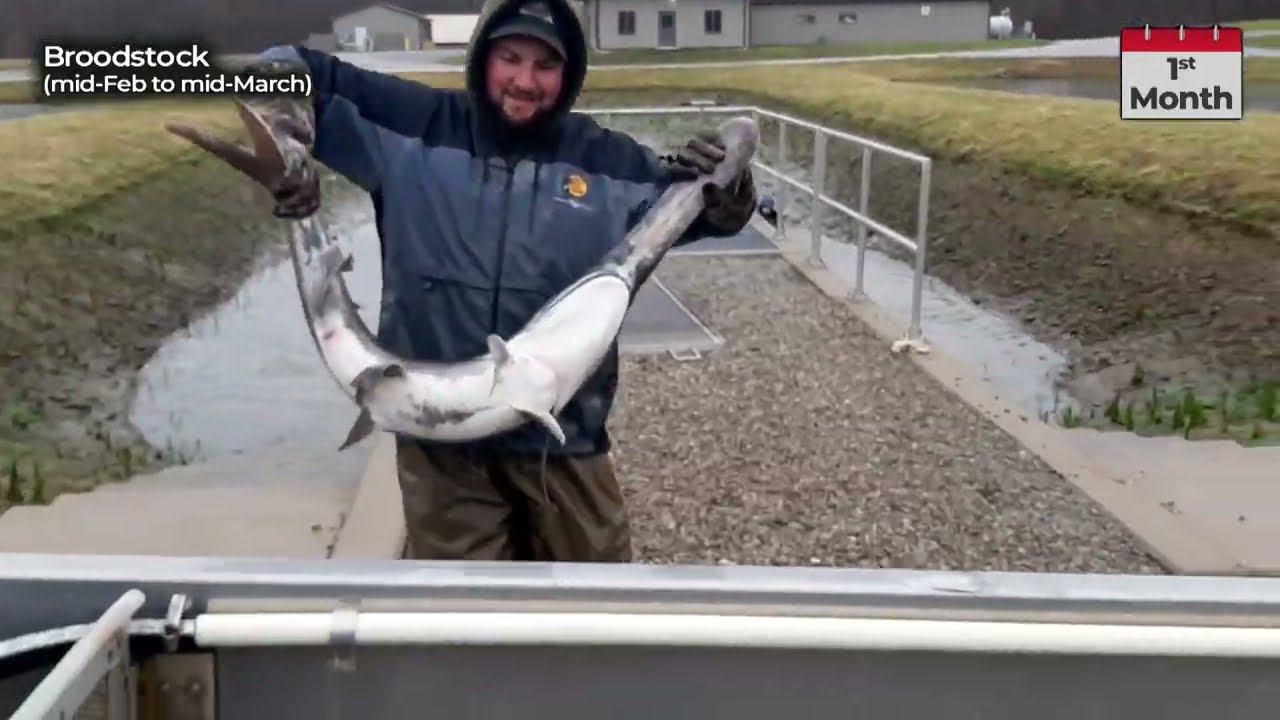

{"left": 564, "top": 174, "right": 588, "bottom": 198}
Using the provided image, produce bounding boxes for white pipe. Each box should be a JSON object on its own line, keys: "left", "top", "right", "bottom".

{"left": 190, "top": 612, "right": 1280, "bottom": 658}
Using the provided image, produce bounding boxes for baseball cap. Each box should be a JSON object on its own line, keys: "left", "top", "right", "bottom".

{"left": 487, "top": 1, "right": 566, "bottom": 59}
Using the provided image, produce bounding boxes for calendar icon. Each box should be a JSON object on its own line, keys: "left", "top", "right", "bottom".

{"left": 1120, "top": 25, "right": 1243, "bottom": 121}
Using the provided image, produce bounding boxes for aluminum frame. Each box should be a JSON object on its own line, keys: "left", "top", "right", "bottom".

{"left": 583, "top": 102, "right": 932, "bottom": 349}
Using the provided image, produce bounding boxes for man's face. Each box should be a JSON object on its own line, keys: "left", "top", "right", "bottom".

{"left": 485, "top": 35, "right": 565, "bottom": 125}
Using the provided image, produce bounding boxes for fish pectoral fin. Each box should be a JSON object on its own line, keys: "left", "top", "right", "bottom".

{"left": 350, "top": 363, "right": 407, "bottom": 406}
{"left": 486, "top": 334, "right": 513, "bottom": 394}
{"left": 511, "top": 403, "right": 567, "bottom": 446}
{"left": 486, "top": 334, "right": 512, "bottom": 365}
{"left": 314, "top": 247, "right": 348, "bottom": 311}
{"left": 338, "top": 408, "right": 375, "bottom": 451}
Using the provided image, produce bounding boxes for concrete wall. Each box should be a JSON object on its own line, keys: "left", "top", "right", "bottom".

{"left": 749, "top": 1, "right": 989, "bottom": 46}
{"left": 590, "top": 0, "right": 747, "bottom": 49}
{"left": 333, "top": 4, "right": 428, "bottom": 50}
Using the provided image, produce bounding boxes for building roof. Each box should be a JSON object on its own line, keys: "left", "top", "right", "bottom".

{"left": 335, "top": 0, "right": 485, "bottom": 20}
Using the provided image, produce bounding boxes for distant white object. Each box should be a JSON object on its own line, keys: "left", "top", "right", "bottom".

{"left": 352, "top": 26, "right": 370, "bottom": 52}
{"left": 425, "top": 14, "right": 479, "bottom": 45}
{"left": 989, "top": 15, "right": 1014, "bottom": 39}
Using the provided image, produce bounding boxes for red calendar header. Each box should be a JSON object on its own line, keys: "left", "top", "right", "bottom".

{"left": 1120, "top": 26, "right": 1243, "bottom": 53}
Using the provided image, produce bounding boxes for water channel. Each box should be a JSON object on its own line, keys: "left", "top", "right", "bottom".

{"left": 127, "top": 115, "right": 1079, "bottom": 461}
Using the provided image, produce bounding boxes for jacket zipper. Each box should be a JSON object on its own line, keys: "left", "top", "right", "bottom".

{"left": 489, "top": 161, "right": 515, "bottom": 334}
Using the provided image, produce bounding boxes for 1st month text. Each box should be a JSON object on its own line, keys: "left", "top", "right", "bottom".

{"left": 1130, "top": 85, "right": 1234, "bottom": 112}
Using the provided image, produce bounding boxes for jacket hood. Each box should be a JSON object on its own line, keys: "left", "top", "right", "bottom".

{"left": 464, "top": 0, "right": 589, "bottom": 133}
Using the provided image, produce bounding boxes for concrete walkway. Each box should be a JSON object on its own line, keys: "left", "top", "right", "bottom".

{"left": 0, "top": 437, "right": 398, "bottom": 559}
{"left": 1060, "top": 429, "right": 1280, "bottom": 575}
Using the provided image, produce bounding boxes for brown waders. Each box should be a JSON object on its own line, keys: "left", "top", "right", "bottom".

{"left": 394, "top": 436, "right": 634, "bottom": 562}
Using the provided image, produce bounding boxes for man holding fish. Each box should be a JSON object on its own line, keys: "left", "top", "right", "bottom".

{"left": 171, "top": 0, "right": 758, "bottom": 563}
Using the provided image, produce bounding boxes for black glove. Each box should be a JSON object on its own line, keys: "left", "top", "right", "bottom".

{"left": 667, "top": 129, "right": 728, "bottom": 181}
{"left": 664, "top": 129, "right": 757, "bottom": 236}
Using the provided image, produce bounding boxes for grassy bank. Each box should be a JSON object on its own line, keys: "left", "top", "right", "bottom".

{"left": 1249, "top": 35, "right": 1280, "bottom": 49}
{"left": 0, "top": 82, "right": 34, "bottom": 104}
{"left": 849, "top": 55, "right": 1280, "bottom": 83}
{"left": 403, "top": 60, "right": 1280, "bottom": 237}
{"left": 1239, "top": 19, "right": 1280, "bottom": 31}
{"left": 587, "top": 39, "right": 1046, "bottom": 64}
{"left": 0, "top": 99, "right": 316, "bottom": 508}
{"left": 437, "top": 39, "right": 1047, "bottom": 65}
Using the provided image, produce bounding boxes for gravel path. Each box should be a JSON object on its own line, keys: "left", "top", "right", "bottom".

{"left": 608, "top": 254, "right": 1165, "bottom": 573}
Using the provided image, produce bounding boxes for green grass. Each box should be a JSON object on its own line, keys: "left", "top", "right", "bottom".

{"left": 0, "top": 58, "right": 29, "bottom": 70}
{"left": 0, "top": 98, "right": 238, "bottom": 230}
{"left": 844, "top": 56, "right": 1280, "bottom": 83}
{"left": 442, "top": 38, "right": 1046, "bottom": 65}
{"left": 1248, "top": 35, "right": 1280, "bottom": 49}
{"left": 586, "top": 39, "right": 1046, "bottom": 65}
{"left": 0, "top": 81, "right": 33, "bottom": 104}
{"left": 1238, "top": 18, "right": 1280, "bottom": 31}
{"left": 0, "top": 400, "right": 193, "bottom": 508}
{"left": 1059, "top": 381, "right": 1280, "bottom": 445}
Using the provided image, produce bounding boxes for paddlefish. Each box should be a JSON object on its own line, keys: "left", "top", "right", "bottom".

{"left": 167, "top": 95, "right": 759, "bottom": 450}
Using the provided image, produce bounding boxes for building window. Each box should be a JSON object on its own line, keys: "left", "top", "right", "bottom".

{"left": 704, "top": 9, "right": 722, "bottom": 34}
{"left": 617, "top": 10, "right": 635, "bottom": 34}
{"left": 838, "top": 12, "right": 856, "bottom": 24}
{"left": 797, "top": 13, "right": 815, "bottom": 24}
{"left": 920, "top": 4, "right": 931, "bottom": 16}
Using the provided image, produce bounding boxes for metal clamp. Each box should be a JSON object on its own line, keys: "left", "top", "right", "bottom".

{"left": 668, "top": 348, "right": 703, "bottom": 362}
{"left": 329, "top": 598, "right": 361, "bottom": 672}
{"left": 164, "top": 594, "right": 192, "bottom": 652}
{"left": 891, "top": 335, "right": 932, "bottom": 354}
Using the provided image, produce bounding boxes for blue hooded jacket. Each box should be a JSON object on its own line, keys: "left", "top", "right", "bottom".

{"left": 252, "top": 0, "right": 750, "bottom": 456}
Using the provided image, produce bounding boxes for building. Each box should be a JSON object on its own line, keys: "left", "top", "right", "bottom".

{"left": 331, "top": 0, "right": 485, "bottom": 51}
{"left": 581, "top": 0, "right": 993, "bottom": 50}
{"left": 999, "top": 0, "right": 1275, "bottom": 40}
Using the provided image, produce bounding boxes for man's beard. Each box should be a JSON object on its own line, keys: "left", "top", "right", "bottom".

{"left": 490, "top": 89, "right": 560, "bottom": 145}
{"left": 499, "top": 89, "right": 544, "bottom": 123}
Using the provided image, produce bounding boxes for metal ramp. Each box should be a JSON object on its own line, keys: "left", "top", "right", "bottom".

{"left": 669, "top": 223, "right": 778, "bottom": 256}
{"left": 619, "top": 275, "right": 721, "bottom": 357}
{"left": 616, "top": 225, "right": 778, "bottom": 358}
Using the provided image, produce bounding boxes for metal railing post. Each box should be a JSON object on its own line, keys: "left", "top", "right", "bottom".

{"left": 575, "top": 104, "right": 933, "bottom": 349}
{"left": 809, "top": 129, "right": 827, "bottom": 266}
{"left": 909, "top": 159, "right": 932, "bottom": 341}
{"left": 776, "top": 120, "right": 788, "bottom": 240}
{"left": 855, "top": 146, "right": 872, "bottom": 295}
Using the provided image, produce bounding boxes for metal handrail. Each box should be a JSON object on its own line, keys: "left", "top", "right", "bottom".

{"left": 583, "top": 102, "right": 933, "bottom": 347}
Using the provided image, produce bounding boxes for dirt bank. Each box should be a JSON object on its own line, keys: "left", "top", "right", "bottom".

{"left": 0, "top": 108, "right": 354, "bottom": 511}
{"left": 580, "top": 87, "right": 1279, "bottom": 443}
